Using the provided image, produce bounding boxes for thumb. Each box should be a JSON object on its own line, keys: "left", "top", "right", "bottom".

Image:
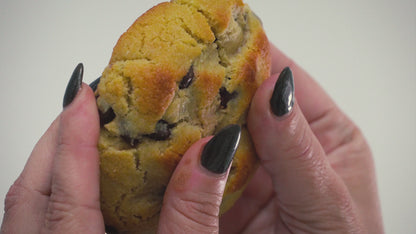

{"left": 44, "top": 64, "right": 104, "bottom": 233}
{"left": 158, "top": 125, "right": 241, "bottom": 234}
{"left": 248, "top": 68, "right": 361, "bottom": 230}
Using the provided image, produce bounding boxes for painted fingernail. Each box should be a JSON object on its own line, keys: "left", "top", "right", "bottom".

{"left": 201, "top": 125, "right": 241, "bottom": 174}
{"left": 89, "top": 76, "right": 100, "bottom": 92}
{"left": 63, "top": 63, "right": 83, "bottom": 108}
{"left": 270, "top": 67, "right": 294, "bottom": 117}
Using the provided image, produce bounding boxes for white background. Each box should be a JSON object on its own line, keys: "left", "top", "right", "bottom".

{"left": 0, "top": 0, "right": 415, "bottom": 233}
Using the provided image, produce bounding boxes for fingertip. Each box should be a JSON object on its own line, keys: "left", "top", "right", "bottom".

{"left": 159, "top": 134, "right": 233, "bottom": 233}
{"left": 63, "top": 63, "right": 83, "bottom": 108}
{"left": 167, "top": 136, "right": 230, "bottom": 194}
{"left": 200, "top": 125, "right": 241, "bottom": 174}
{"left": 167, "top": 137, "right": 211, "bottom": 193}
{"left": 62, "top": 83, "right": 97, "bottom": 110}
{"left": 59, "top": 83, "right": 99, "bottom": 145}
{"left": 57, "top": 82, "right": 100, "bottom": 153}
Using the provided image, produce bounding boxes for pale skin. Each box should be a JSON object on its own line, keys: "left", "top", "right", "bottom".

{"left": 0, "top": 44, "right": 383, "bottom": 233}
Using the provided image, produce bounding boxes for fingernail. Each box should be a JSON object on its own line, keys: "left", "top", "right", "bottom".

{"left": 201, "top": 125, "right": 241, "bottom": 174}
{"left": 270, "top": 67, "right": 294, "bottom": 117}
{"left": 89, "top": 76, "right": 100, "bottom": 92}
{"left": 63, "top": 63, "right": 84, "bottom": 108}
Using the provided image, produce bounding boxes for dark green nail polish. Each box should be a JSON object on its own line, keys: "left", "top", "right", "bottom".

{"left": 201, "top": 125, "right": 241, "bottom": 174}
{"left": 63, "top": 63, "right": 83, "bottom": 108}
{"left": 270, "top": 67, "right": 294, "bottom": 116}
{"left": 89, "top": 76, "right": 100, "bottom": 92}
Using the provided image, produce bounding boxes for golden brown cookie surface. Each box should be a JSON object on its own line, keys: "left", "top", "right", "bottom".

{"left": 96, "top": 0, "right": 270, "bottom": 233}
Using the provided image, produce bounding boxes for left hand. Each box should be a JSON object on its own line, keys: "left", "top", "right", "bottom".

{"left": 1, "top": 72, "right": 105, "bottom": 233}
{"left": 0, "top": 64, "right": 241, "bottom": 234}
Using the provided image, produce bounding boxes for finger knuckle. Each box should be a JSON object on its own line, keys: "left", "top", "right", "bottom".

{"left": 285, "top": 123, "right": 316, "bottom": 161}
{"left": 44, "top": 194, "right": 74, "bottom": 229}
{"left": 4, "top": 178, "right": 26, "bottom": 213}
{"left": 43, "top": 193, "right": 83, "bottom": 230}
{"left": 329, "top": 119, "right": 374, "bottom": 170}
{"left": 171, "top": 191, "right": 221, "bottom": 230}
{"left": 331, "top": 113, "right": 365, "bottom": 153}
{"left": 42, "top": 193, "right": 101, "bottom": 233}
{"left": 310, "top": 107, "right": 369, "bottom": 156}
{"left": 345, "top": 126, "right": 371, "bottom": 155}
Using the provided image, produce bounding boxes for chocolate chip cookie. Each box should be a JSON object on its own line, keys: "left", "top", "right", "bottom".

{"left": 96, "top": 0, "right": 271, "bottom": 233}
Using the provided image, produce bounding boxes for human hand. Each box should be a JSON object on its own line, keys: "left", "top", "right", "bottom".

{"left": 1, "top": 64, "right": 105, "bottom": 233}
{"left": 0, "top": 64, "right": 242, "bottom": 234}
{"left": 219, "top": 44, "right": 384, "bottom": 233}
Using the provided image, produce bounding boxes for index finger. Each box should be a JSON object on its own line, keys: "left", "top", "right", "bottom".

{"left": 270, "top": 43, "right": 336, "bottom": 123}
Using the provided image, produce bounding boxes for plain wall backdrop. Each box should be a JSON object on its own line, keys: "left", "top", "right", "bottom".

{"left": 0, "top": 0, "right": 415, "bottom": 233}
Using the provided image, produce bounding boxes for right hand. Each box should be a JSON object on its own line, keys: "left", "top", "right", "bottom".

{"left": 218, "top": 44, "right": 384, "bottom": 233}
{"left": 157, "top": 43, "right": 383, "bottom": 233}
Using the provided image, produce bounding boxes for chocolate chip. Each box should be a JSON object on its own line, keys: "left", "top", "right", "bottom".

{"left": 179, "top": 66, "right": 194, "bottom": 89}
{"left": 121, "top": 135, "right": 140, "bottom": 148}
{"left": 220, "top": 87, "right": 238, "bottom": 109}
{"left": 99, "top": 107, "right": 115, "bottom": 126}
{"left": 146, "top": 120, "right": 175, "bottom": 141}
